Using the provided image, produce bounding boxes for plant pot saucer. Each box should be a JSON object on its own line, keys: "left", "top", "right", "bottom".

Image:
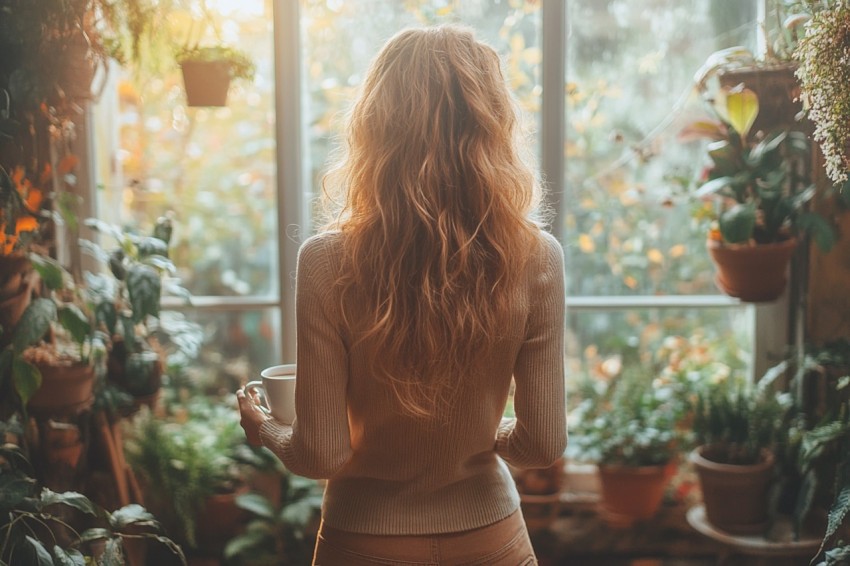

{"left": 686, "top": 505, "right": 821, "bottom": 556}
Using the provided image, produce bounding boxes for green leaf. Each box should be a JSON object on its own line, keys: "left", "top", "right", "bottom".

{"left": 95, "top": 301, "right": 117, "bottom": 335}
{"left": 109, "top": 504, "right": 155, "bottom": 529}
{"left": 824, "top": 485, "right": 850, "bottom": 544}
{"left": 28, "top": 254, "right": 64, "bottom": 291}
{"left": 53, "top": 546, "right": 85, "bottom": 566}
{"left": 24, "top": 536, "right": 53, "bottom": 566}
{"left": 223, "top": 529, "right": 269, "bottom": 559}
{"left": 40, "top": 490, "right": 99, "bottom": 517}
{"left": 126, "top": 265, "right": 161, "bottom": 323}
{"left": 749, "top": 130, "right": 787, "bottom": 164}
{"left": 135, "top": 237, "right": 169, "bottom": 258}
{"left": 12, "top": 356, "right": 42, "bottom": 407}
{"left": 796, "top": 212, "right": 837, "bottom": 253}
{"left": 695, "top": 176, "right": 735, "bottom": 199}
{"left": 78, "top": 528, "right": 111, "bottom": 543}
{"left": 824, "top": 545, "right": 850, "bottom": 564}
{"left": 0, "top": 444, "right": 35, "bottom": 476}
{"left": 101, "top": 538, "right": 123, "bottom": 566}
{"left": 12, "top": 298, "right": 56, "bottom": 351}
{"left": 58, "top": 305, "right": 91, "bottom": 347}
{"left": 235, "top": 493, "right": 275, "bottom": 520}
{"left": 0, "top": 473, "right": 37, "bottom": 511}
{"left": 719, "top": 203, "right": 757, "bottom": 244}
{"left": 707, "top": 140, "right": 741, "bottom": 176}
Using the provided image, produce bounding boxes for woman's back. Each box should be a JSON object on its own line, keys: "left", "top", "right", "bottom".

{"left": 262, "top": 228, "right": 565, "bottom": 535}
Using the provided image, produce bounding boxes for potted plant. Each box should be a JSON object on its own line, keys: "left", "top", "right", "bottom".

{"left": 689, "top": 370, "right": 791, "bottom": 535}
{"left": 177, "top": 45, "right": 256, "bottom": 107}
{"left": 1, "top": 254, "right": 106, "bottom": 419}
{"left": 0, "top": 440, "right": 186, "bottom": 565}
{"left": 223, "top": 473, "right": 324, "bottom": 566}
{"left": 81, "top": 216, "right": 194, "bottom": 410}
{"left": 568, "top": 367, "right": 686, "bottom": 527}
{"left": 680, "top": 85, "right": 836, "bottom": 301}
{"left": 123, "top": 397, "right": 249, "bottom": 552}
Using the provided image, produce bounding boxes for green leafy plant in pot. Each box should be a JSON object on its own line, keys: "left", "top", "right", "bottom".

{"left": 81, "top": 216, "right": 190, "bottom": 409}
{"left": 1, "top": 254, "right": 106, "bottom": 419}
{"left": 123, "top": 397, "right": 250, "bottom": 551}
{"left": 689, "top": 369, "right": 791, "bottom": 535}
{"left": 177, "top": 44, "right": 255, "bottom": 107}
{"left": 224, "top": 472, "right": 324, "bottom": 566}
{"left": 680, "top": 84, "right": 836, "bottom": 302}
{"left": 568, "top": 367, "right": 686, "bottom": 527}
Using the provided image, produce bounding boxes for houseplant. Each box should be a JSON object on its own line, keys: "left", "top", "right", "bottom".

{"left": 794, "top": 2, "right": 850, "bottom": 186}
{"left": 223, "top": 473, "right": 323, "bottom": 566}
{"left": 81, "top": 216, "right": 191, "bottom": 409}
{"left": 568, "top": 367, "right": 686, "bottom": 527}
{"left": 681, "top": 85, "right": 836, "bottom": 301}
{"left": 0, "top": 253, "right": 107, "bottom": 419}
{"left": 176, "top": 45, "right": 255, "bottom": 107}
{"left": 0, "top": 440, "right": 186, "bottom": 565}
{"left": 689, "top": 369, "right": 791, "bottom": 535}
{"left": 123, "top": 397, "right": 249, "bottom": 551}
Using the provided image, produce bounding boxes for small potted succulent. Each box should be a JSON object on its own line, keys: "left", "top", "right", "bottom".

{"left": 177, "top": 45, "right": 256, "bottom": 107}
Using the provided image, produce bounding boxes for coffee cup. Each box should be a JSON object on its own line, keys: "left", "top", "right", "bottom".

{"left": 245, "top": 364, "right": 296, "bottom": 424}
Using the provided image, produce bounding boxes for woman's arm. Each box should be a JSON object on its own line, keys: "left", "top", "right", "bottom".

{"left": 495, "top": 232, "right": 567, "bottom": 468}
{"left": 257, "top": 235, "right": 352, "bottom": 479}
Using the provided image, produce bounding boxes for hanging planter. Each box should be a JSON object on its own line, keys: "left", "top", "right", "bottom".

{"left": 707, "top": 237, "right": 797, "bottom": 302}
{"left": 177, "top": 46, "right": 256, "bottom": 108}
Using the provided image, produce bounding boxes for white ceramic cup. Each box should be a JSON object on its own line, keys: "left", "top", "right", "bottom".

{"left": 245, "top": 364, "right": 296, "bottom": 424}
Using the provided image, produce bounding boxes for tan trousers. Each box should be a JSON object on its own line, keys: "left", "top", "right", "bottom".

{"left": 312, "top": 509, "right": 537, "bottom": 566}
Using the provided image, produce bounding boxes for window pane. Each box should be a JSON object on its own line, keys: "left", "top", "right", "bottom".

{"left": 165, "top": 308, "right": 282, "bottom": 393}
{"left": 301, "top": 0, "right": 542, "bottom": 226}
{"left": 565, "top": 307, "right": 753, "bottom": 411}
{"left": 96, "top": 0, "right": 277, "bottom": 298}
{"left": 564, "top": 0, "right": 757, "bottom": 296}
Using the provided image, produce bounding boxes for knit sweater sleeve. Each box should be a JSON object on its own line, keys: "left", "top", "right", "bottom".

{"left": 259, "top": 234, "right": 352, "bottom": 479}
{"left": 495, "top": 231, "right": 567, "bottom": 468}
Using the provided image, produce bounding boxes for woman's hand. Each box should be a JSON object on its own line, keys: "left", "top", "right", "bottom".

{"left": 236, "top": 387, "right": 270, "bottom": 447}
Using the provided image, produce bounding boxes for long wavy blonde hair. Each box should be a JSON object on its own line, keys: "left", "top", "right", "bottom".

{"left": 323, "top": 25, "right": 543, "bottom": 418}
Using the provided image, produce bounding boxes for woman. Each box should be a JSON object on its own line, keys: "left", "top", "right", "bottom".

{"left": 237, "top": 25, "right": 566, "bottom": 566}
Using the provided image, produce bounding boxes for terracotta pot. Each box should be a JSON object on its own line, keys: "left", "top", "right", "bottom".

{"left": 597, "top": 461, "right": 676, "bottom": 528}
{"left": 689, "top": 446, "right": 775, "bottom": 535}
{"left": 180, "top": 60, "right": 232, "bottom": 107}
{"left": 27, "top": 361, "right": 96, "bottom": 418}
{"left": 707, "top": 237, "right": 797, "bottom": 302}
{"left": 43, "top": 420, "right": 84, "bottom": 468}
{"left": 195, "top": 489, "right": 248, "bottom": 549}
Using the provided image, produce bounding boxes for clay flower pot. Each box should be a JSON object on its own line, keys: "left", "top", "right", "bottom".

{"left": 180, "top": 60, "right": 232, "bottom": 107}
{"left": 597, "top": 460, "right": 677, "bottom": 528}
{"left": 27, "top": 361, "right": 96, "bottom": 418}
{"left": 689, "top": 445, "right": 775, "bottom": 535}
{"left": 707, "top": 237, "right": 797, "bottom": 302}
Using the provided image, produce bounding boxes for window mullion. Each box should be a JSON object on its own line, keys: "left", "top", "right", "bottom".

{"left": 274, "top": 0, "right": 303, "bottom": 363}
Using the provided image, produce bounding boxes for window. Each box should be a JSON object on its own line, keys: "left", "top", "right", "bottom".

{"left": 93, "top": 0, "right": 776, "bottom": 389}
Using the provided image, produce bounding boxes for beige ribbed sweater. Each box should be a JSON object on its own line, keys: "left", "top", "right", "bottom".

{"left": 259, "top": 229, "right": 566, "bottom": 535}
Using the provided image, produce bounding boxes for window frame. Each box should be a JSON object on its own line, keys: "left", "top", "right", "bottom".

{"left": 78, "top": 0, "right": 785, "bottom": 379}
